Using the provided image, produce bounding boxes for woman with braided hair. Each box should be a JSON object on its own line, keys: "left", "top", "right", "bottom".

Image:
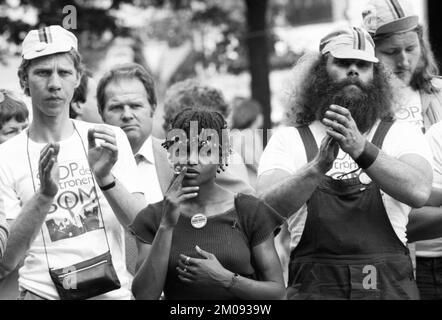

{"left": 129, "top": 108, "right": 285, "bottom": 300}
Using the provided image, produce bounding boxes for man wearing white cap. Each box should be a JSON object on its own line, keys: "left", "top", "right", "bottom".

{"left": 362, "top": 0, "right": 442, "bottom": 131}
{"left": 0, "top": 25, "right": 146, "bottom": 299}
{"left": 362, "top": 0, "right": 442, "bottom": 300}
{"left": 257, "top": 26, "right": 433, "bottom": 299}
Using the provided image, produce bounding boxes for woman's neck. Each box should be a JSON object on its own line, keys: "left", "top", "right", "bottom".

{"left": 183, "top": 180, "right": 232, "bottom": 210}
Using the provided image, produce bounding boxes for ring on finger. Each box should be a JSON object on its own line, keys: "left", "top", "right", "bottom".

{"left": 185, "top": 257, "right": 191, "bottom": 265}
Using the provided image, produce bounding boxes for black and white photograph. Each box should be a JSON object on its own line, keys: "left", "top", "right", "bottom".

{"left": 1, "top": 0, "right": 442, "bottom": 310}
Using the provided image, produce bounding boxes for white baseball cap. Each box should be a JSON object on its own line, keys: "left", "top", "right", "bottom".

{"left": 320, "top": 27, "right": 379, "bottom": 63}
{"left": 362, "top": 0, "right": 419, "bottom": 37}
{"left": 21, "top": 25, "right": 78, "bottom": 60}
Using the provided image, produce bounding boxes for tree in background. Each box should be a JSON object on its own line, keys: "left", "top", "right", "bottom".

{"left": 0, "top": 0, "right": 136, "bottom": 69}
{"left": 245, "top": 0, "right": 271, "bottom": 137}
{"left": 0, "top": 0, "right": 303, "bottom": 134}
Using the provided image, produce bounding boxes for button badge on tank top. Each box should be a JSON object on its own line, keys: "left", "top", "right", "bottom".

{"left": 191, "top": 213, "right": 207, "bottom": 229}
{"left": 359, "top": 172, "right": 372, "bottom": 185}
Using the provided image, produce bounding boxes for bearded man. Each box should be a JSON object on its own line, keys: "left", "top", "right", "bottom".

{"left": 257, "top": 26, "right": 433, "bottom": 300}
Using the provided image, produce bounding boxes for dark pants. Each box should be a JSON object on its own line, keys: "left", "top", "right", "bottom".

{"left": 416, "top": 257, "right": 442, "bottom": 300}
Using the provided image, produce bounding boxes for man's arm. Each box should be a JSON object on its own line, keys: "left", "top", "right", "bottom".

{"left": 258, "top": 166, "right": 322, "bottom": 218}
{"left": 96, "top": 176, "right": 146, "bottom": 227}
{"left": 0, "top": 221, "right": 8, "bottom": 260}
{"left": 87, "top": 127, "right": 146, "bottom": 227}
{"left": 0, "top": 193, "right": 53, "bottom": 277}
{"left": 408, "top": 206, "right": 442, "bottom": 243}
{"left": 257, "top": 136, "right": 338, "bottom": 218}
{"left": 0, "top": 143, "right": 59, "bottom": 277}
{"left": 365, "top": 153, "right": 432, "bottom": 208}
{"left": 407, "top": 186, "right": 442, "bottom": 243}
{"left": 324, "top": 105, "right": 432, "bottom": 208}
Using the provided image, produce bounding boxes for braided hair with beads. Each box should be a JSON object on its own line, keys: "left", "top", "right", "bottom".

{"left": 162, "top": 108, "right": 231, "bottom": 173}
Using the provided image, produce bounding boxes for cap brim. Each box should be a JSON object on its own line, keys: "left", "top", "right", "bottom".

{"left": 22, "top": 43, "right": 74, "bottom": 60}
{"left": 329, "top": 48, "right": 379, "bottom": 63}
{"left": 376, "top": 16, "right": 419, "bottom": 36}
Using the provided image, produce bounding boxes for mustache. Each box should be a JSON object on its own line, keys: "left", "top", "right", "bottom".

{"left": 331, "top": 78, "right": 370, "bottom": 92}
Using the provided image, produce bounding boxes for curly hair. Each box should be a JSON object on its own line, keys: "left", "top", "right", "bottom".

{"left": 162, "top": 79, "right": 230, "bottom": 132}
{"left": 163, "top": 108, "right": 230, "bottom": 172}
{"left": 374, "top": 25, "right": 440, "bottom": 94}
{"left": 286, "top": 54, "right": 394, "bottom": 128}
{"left": 17, "top": 49, "right": 84, "bottom": 97}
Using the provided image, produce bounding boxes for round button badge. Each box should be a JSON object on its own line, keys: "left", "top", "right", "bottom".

{"left": 191, "top": 214, "right": 207, "bottom": 229}
{"left": 359, "top": 172, "right": 372, "bottom": 185}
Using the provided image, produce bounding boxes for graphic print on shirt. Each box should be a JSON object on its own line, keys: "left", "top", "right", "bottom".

{"left": 395, "top": 105, "right": 423, "bottom": 128}
{"left": 393, "top": 87, "right": 423, "bottom": 129}
{"left": 327, "top": 150, "right": 361, "bottom": 180}
{"left": 40, "top": 158, "right": 103, "bottom": 242}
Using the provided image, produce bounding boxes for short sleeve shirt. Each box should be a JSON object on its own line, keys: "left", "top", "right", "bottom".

{"left": 129, "top": 193, "right": 284, "bottom": 300}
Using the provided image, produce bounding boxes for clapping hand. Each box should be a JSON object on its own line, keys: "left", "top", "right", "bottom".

{"left": 322, "top": 104, "right": 366, "bottom": 159}
{"left": 87, "top": 126, "right": 118, "bottom": 183}
{"left": 39, "top": 143, "right": 60, "bottom": 197}
{"left": 314, "top": 135, "right": 339, "bottom": 174}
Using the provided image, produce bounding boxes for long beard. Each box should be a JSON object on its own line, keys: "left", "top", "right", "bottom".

{"left": 315, "top": 75, "right": 386, "bottom": 133}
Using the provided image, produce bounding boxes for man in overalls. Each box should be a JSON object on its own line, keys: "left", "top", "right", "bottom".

{"left": 257, "top": 26, "right": 433, "bottom": 299}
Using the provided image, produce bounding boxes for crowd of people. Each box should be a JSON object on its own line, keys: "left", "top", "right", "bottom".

{"left": 1, "top": 0, "right": 442, "bottom": 300}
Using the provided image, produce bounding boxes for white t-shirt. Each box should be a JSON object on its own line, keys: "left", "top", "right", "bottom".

{"left": 0, "top": 120, "right": 143, "bottom": 300}
{"left": 415, "top": 122, "right": 442, "bottom": 257}
{"left": 258, "top": 120, "right": 432, "bottom": 251}
{"left": 393, "top": 86, "right": 424, "bottom": 130}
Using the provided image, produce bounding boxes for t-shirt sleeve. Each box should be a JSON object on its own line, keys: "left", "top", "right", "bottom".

{"left": 112, "top": 127, "right": 144, "bottom": 195}
{"left": 383, "top": 122, "right": 432, "bottom": 164}
{"left": 237, "top": 194, "right": 285, "bottom": 248}
{"left": 127, "top": 202, "right": 162, "bottom": 244}
{"left": 0, "top": 159, "right": 16, "bottom": 258}
{"left": 426, "top": 123, "right": 442, "bottom": 188}
{"left": 258, "top": 127, "right": 300, "bottom": 176}
{"left": 0, "top": 160, "right": 22, "bottom": 221}
{"left": 0, "top": 223, "right": 8, "bottom": 258}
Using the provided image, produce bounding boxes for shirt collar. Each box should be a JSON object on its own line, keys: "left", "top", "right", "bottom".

{"left": 136, "top": 136, "right": 155, "bottom": 164}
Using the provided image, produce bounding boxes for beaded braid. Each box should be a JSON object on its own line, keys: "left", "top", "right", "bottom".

{"left": 162, "top": 108, "right": 231, "bottom": 172}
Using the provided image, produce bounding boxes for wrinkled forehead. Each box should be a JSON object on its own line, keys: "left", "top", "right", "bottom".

{"left": 104, "top": 78, "right": 149, "bottom": 105}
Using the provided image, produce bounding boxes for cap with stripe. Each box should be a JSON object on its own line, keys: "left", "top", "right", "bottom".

{"left": 362, "top": 0, "right": 419, "bottom": 37}
{"left": 22, "top": 25, "right": 78, "bottom": 60}
{"left": 320, "top": 26, "right": 378, "bottom": 63}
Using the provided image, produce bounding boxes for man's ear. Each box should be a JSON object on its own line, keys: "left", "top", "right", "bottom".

{"left": 22, "top": 76, "right": 29, "bottom": 90}
{"left": 71, "top": 102, "right": 82, "bottom": 115}
{"left": 74, "top": 72, "right": 82, "bottom": 89}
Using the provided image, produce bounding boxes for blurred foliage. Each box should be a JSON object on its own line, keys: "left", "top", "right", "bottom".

{"left": 143, "top": 0, "right": 299, "bottom": 75}
{"left": 0, "top": 0, "right": 136, "bottom": 67}
{"left": 0, "top": 0, "right": 301, "bottom": 75}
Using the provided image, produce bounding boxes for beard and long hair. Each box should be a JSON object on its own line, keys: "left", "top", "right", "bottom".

{"left": 286, "top": 54, "right": 394, "bottom": 133}
{"left": 374, "top": 25, "right": 440, "bottom": 95}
